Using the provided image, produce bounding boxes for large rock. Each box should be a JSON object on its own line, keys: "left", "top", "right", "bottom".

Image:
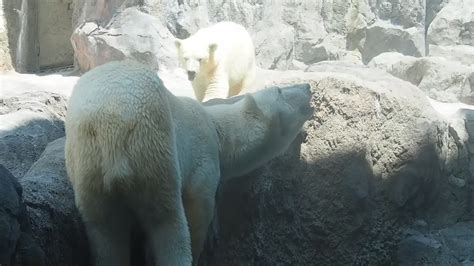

{"left": 428, "top": 45, "right": 474, "bottom": 67}
{"left": 71, "top": 0, "right": 429, "bottom": 71}
{"left": 355, "top": 23, "right": 425, "bottom": 64}
{"left": 426, "top": 0, "right": 450, "bottom": 29}
{"left": 0, "top": 164, "right": 44, "bottom": 266}
{"left": 427, "top": 0, "right": 474, "bottom": 47}
{"left": 71, "top": 6, "right": 177, "bottom": 72}
{"left": 368, "top": 52, "right": 474, "bottom": 104}
{"left": 398, "top": 222, "right": 474, "bottom": 265}
{"left": 0, "top": 72, "right": 77, "bottom": 178}
{"left": 20, "top": 137, "right": 89, "bottom": 266}
{"left": 200, "top": 65, "right": 468, "bottom": 265}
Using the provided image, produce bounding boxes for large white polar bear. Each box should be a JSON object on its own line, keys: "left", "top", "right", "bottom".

{"left": 65, "top": 60, "right": 312, "bottom": 266}
{"left": 175, "top": 21, "right": 257, "bottom": 102}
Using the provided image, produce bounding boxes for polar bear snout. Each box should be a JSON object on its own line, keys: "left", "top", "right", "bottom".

{"left": 281, "top": 83, "right": 313, "bottom": 118}
{"left": 187, "top": 71, "right": 196, "bottom": 81}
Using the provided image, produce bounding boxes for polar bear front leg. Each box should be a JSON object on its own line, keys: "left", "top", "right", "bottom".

{"left": 202, "top": 72, "right": 230, "bottom": 102}
{"left": 76, "top": 191, "right": 132, "bottom": 266}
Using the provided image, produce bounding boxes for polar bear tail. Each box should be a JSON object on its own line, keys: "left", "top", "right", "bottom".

{"left": 86, "top": 117, "right": 135, "bottom": 192}
{"left": 102, "top": 152, "right": 133, "bottom": 192}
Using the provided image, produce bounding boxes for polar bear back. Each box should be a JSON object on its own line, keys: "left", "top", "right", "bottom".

{"left": 65, "top": 61, "right": 177, "bottom": 190}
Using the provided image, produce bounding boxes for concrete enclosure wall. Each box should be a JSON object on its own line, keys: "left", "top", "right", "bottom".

{"left": 0, "top": 0, "right": 74, "bottom": 72}
{"left": 38, "top": 0, "right": 74, "bottom": 69}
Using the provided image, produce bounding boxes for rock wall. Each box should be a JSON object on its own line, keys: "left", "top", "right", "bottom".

{"left": 1, "top": 0, "right": 472, "bottom": 73}
{"left": 72, "top": 0, "right": 468, "bottom": 72}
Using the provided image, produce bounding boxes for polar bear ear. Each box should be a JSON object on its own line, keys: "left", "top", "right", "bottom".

{"left": 174, "top": 39, "right": 182, "bottom": 49}
{"left": 209, "top": 43, "right": 218, "bottom": 53}
{"left": 243, "top": 94, "right": 263, "bottom": 117}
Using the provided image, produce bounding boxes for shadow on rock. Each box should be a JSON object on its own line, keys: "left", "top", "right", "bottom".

{"left": 19, "top": 137, "right": 89, "bottom": 266}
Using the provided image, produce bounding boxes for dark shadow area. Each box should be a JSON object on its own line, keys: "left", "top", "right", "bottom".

{"left": 199, "top": 132, "right": 452, "bottom": 265}
{"left": 19, "top": 137, "right": 90, "bottom": 266}
{"left": 0, "top": 113, "right": 86, "bottom": 264}
{"left": 0, "top": 117, "right": 65, "bottom": 179}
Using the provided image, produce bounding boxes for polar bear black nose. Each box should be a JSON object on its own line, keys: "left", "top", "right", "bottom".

{"left": 187, "top": 71, "right": 196, "bottom": 81}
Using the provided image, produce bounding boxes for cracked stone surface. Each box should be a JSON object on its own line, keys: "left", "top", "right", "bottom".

{"left": 20, "top": 137, "right": 89, "bottom": 266}
{"left": 0, "top": 72, "right": 77, "bottom": 178}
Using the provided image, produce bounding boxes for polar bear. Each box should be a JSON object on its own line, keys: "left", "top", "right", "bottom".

{"left": 65, "top": 60, "right": 312, "bottom": 266}
{"left": 175, "top": 21, "right": 256, "bottom": 102}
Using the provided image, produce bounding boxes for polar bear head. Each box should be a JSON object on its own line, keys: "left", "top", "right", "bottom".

{"left": 245, "top": 83, "right": 314, "bottom": 145}
{"left": 205, "top": 83, "right": 313, "bottom": 178}
{"left": 175, "top": 38, "right": 217, "bottom": 81}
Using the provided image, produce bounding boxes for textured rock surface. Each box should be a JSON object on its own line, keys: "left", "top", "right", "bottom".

{"left": 428, "top": 45, "right": 474, "bottom": 67}
{"left": 199, "top": 66, "right": 471, "bottom": 265}
{"left": 0, "top": 164, "right": 45, "bottom": 266}
{"left": 369, "top": 52, "right": 474, "bottom": 104}
{"left": 1, "top": 0, "right": 470, "bottom": 72}
{"left": 0, "top": 72, "right": 77, "bottom": 178}
{"left": 71, "top": 7, "right": 177, "bottom": 72}
{"left": 20, "top": 137, "right": 89, "bottom": 266}
{"left": 70, "top": 0, "right": 431, "bottom": 71}
{"left": 398, "top": 222, "right": 474, "bottom": 265}
{"left": 427, "top": 0, "right": 474, "bottom": 46}
{"left": 0, "top": 164, "right": 23, "bottom": 265}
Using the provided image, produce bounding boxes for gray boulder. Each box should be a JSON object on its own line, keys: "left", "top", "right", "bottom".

{"left": 0, "top": 73, "right": 75, "bottom": 178}
{"left": 427, "top": 0, "right": 474, "bottom": 46}
{"left": 201, "top": 65, "right": 466, "bottom": 265}
{"left": 428, "top": 45, "right": 474, "bottom": 67}
{"left": 20, "top": 137, "right": 89, "bottom": 266}
{"left": 398, "top": 222, "right": 474, "bottom": 265}
{"left": 0, "top": 164, "right": 44, "bottom": 266}
{"left": 71, "top": 7, "right": 177, "bottom": 72}
{"left": 368, "top": 52, "right": 474, "bottom": 104}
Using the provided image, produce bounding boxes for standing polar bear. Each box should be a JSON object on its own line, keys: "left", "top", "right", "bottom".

{"left": 175, "top": 21, "right": 256, "bottom": 102}
{"left": 65, "top": 60, "right": 312, "bottom": 266}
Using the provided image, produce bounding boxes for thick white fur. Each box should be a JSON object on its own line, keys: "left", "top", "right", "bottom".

{"left": 65, "top": 60, "right": 312, "bottom": 266}
{"left": 175, "top": 21, "right": 256, "bottom": 102}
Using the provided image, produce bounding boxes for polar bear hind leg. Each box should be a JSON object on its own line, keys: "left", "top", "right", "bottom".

{"left": 76, "top": 189, "right": 132, "bottom": 266}
{"left": 183, "top": 177, "right": 218, "bottom": 263}
{"left": 229, "top": 66, "right": 256, "bottom": 96}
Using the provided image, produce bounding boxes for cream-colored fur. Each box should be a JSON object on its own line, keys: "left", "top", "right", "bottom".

{"left": 65, "top": 60, "right": 312, "bottom": 266}
{"left": 175, "top": 21, "right": 256, "bottom": 102}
